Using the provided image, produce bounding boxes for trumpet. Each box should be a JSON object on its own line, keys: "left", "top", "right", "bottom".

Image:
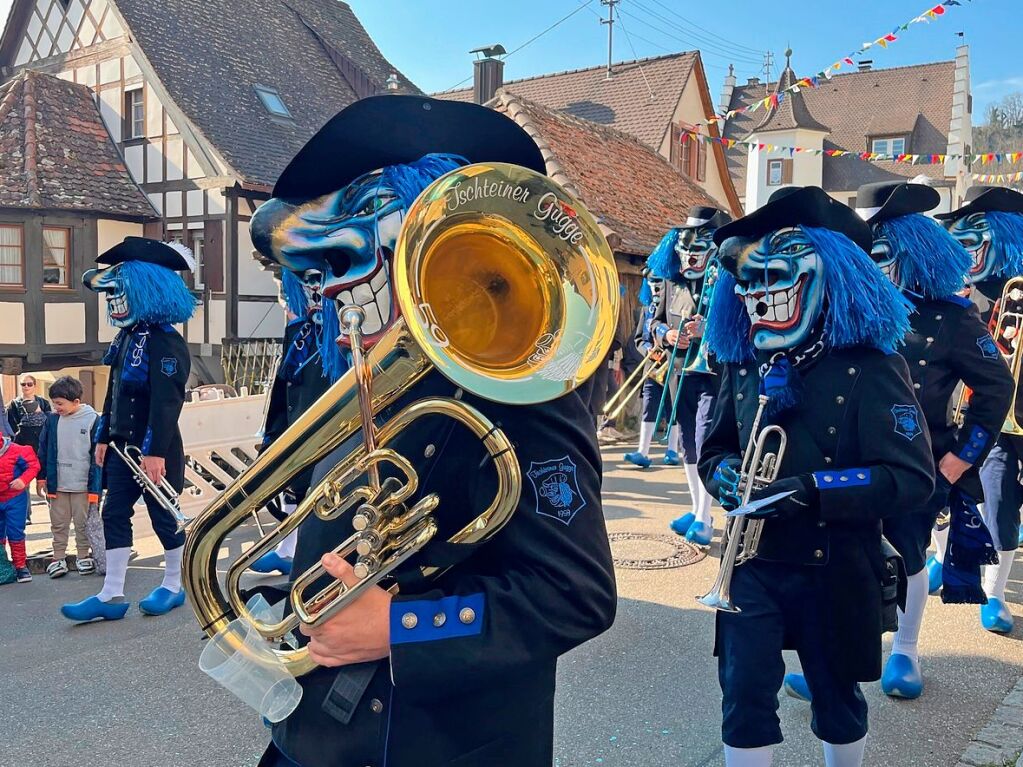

{"left": 183, "top": 162, "right": 619, "bottom": 678}
{"left": 697, "top": 394, "right": 786, "bottom": 613}
{"left": 601, "top": 349, "right": 668, "bottom": 421}
{"left": 109, "top": 442, "right": 192, "bottom": 534}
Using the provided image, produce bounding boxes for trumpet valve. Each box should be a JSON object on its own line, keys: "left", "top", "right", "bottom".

{"left": 353, "top": 556, "right": 378, "bottom": 580}
{"left": 352, "top": 505, "right": 379, "bottom": 531}
{"left": 355, "top": 530, "right": 383, "bottom": 557}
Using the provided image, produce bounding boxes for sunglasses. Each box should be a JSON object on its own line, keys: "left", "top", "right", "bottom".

{"left": 20, "top": 382, "right": 33, "bottom": 387}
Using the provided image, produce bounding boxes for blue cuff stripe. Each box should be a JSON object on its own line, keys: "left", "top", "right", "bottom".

{"left": 141, "top": 427, "right": 153, "bottom": 455}
{"left": 391, "top": 593, "right": 484, "bottom": 645}
{"left": 813, "top": 468, "right": 871, "bottom": 490}
{"left": 958, "top": 424, "right": 990, "bottom": 463}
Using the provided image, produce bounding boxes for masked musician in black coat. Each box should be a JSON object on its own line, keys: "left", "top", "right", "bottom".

{"left": 624, "top": 270, "right": 671, "bottom": 468}
{"left": 242, "top": 95, "right": 617, "bottom": 767}
{"left": 784, "top": 181, "right": 1012, "bottom": 704}
{"left": 697, "top": 186, "right": 934, "bottom": 767}
{"left": 936, "top": 185, "right": 1023, "bottom": 634}
{"left": 646, "top": 205, "right": 731, "bottom": 546}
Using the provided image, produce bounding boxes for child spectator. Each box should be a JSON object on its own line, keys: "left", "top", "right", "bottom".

{"left": 0, "top": 433, "right": 41, "bottom": 582}
{"left": 37, "top": 376, "right": 102, "bottom": 578}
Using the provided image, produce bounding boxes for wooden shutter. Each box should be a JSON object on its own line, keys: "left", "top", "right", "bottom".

{"left": 80, "top": 369, "right": 95, "bottom": 407}
{"left": 669, "top": 124, "right": 682, "bottom": 171}
{"left": 204, "top": 219, "right": 224, "bottom": 293}
{"left": 782, "top": 159, "right": 794, "bottom": 184}
{"left": 143, "top": 220, "right": 164, "bottom": 239}
{"left": 697, "top": 140, "right": 707, "bottom": 182}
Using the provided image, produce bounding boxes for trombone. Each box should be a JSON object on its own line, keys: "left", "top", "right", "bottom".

{"left": 953, "top": 276, "right": 1023, "bottom": 435}
{"left": 697, "top": 394, "right": 787, "bottom": 613}
{"left": 109, "top": 442, "right": 192, "bottom": 534}
{"left": 601, "top": 349, "right": 668, "bottom": 422}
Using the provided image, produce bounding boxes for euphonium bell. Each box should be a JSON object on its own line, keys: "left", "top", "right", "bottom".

{"left": 183, "top": 162, "right": 619, "bottom": 678}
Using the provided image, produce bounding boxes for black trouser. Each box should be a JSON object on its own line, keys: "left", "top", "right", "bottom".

{"left": 102, "top": 446, "right": 185, "bottom": 550}
{"left": 675, "top": 373, "right": 716, "bottom": 464}
{"left": 978, "top": 434, "right": 1023, "bottom": 550}
{"left": 717, "top": 560, "right": 868, "bottom": 748}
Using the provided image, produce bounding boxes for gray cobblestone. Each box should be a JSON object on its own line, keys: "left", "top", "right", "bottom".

{"left": 962, "top": 742, "right": 1009, "bottom": 766}
{"left": 960, "top": 680, "right": 1023, "bottom": 766}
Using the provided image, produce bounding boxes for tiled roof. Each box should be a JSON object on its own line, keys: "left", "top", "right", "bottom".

{"left": 114, "top": 0, "right": 419, "bottom": 187}
{"left": 751, "top": 63, "right": 829, "bottom": 134}
{"left": 0, "top": 70, "right": 155, "bottom": 218}
{"left": 723, "top": 60, "right": 957, "bottom": 195}
{"left": 495, "top": 90, "right": 719, "bottom": 256}
{"left": 437, "top": 52, "right": 698, "bottom": 150}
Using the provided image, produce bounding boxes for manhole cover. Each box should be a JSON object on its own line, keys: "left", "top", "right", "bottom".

{"left": 608, "top": 532, "right": 707, "bottom": 570}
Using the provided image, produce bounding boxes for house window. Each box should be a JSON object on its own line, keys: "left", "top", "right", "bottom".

{"left": 42, "top": 227, "right": 71, "bottom": 288}
{"left": 0, "top": 225, "right": 23, "bottom": 287}
{"left": 767, "top": 159, "right": 784, "bottom": 186}
{"left": 124, "top": 89, "right": 144, "bottom": 139}
{"left": 190, "top": 231, "right": 205, "bottom": 290}
{"left": 697, "top": 139, "right": 707, "bottom": 182}
{"left": 871, "top": 136, "right": 907, "bottom": 156}
{"left": 255, "top": 86, "right": 291, "bottom": 118}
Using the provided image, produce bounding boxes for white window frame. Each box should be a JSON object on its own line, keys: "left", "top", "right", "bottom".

{"left": 767, "top": 159, "right": 784, "bottom": 186}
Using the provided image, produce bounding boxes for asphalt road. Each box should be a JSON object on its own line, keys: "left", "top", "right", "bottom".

{"left": 3, "top": 443, "right": 1021, "bottom": 767}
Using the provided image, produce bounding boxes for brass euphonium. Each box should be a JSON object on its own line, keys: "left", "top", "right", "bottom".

{"left": 183, "top": 163, "right": 619, "bottom": 677}
{"left": 953, "top": 276, "right": 1023, "bottom": 435}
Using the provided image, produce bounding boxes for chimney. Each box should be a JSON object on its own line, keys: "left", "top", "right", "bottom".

{"left": 746, "top": 77, "right": 760, "bottom": 87}
{"left": 719, "top": 64, "right": 737, "bottom": 116}
{"left": 858, "top": 60, "right": 873, "bottom": 72}
{"left": 470, "top": 44, "right": 506, "bottom": 104}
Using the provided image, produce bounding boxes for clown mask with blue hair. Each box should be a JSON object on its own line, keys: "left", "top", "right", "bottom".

{"left": 280, "top": 267, "right": 323, "bottom": 324}
{"left": 83, "top": 241, "right": 196, "bottom": 328}
{"left": 871, "top": 214, "right": 970, "bottom": 298}
{"left": 945, "top": 211, "right": 1023, "bottom": 284}
{"left": 251, "top": 153, "right": 468, "bottom": 380}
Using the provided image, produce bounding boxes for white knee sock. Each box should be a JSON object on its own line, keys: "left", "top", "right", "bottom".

{"left": 683, "top": 463, "right": 701, "bottom": 507}
{"left": 984, "top": 550, "right": 1016, "bottom": 602}
{"left": 98, "top": 547, "right": 131, "bottom": 601}
{"left": 276, "top": 530, "right": 298, "bottom": 559}
{"left": 696, "top": 475, "right": 713, "bottom": 525}
{"left": 932, "top": 525, "right": 949, "bottom": 565}
{"left": 823, "top": 736, "right": 866, "bottom": 767}
{"left": 724, "top": 745, "right": 774, "bottom": 767}
{"left": 161, "top": 546, "right": 184, "bottom": 593}
{"left": 637, "top": 421, "right": 654, "bottom": 456}
{"left": 891, "top": 568, "right": 928, "bottom": 660}
{"left": 668, "top": 424, "right": 681, "bottom": 453}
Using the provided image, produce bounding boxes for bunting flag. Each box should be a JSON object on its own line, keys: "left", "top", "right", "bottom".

{"left": 974, "top": 171, "right": 1023, "bottom": 184}
{"left": 681, "top": 128, "right": 1022, "bottom": 169}
{"left": 697, "top": 0, "right": 974, "bottom": 130}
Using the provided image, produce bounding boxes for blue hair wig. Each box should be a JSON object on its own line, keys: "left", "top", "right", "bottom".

{"left": 876, "top": 213, "right": 969, "bottom": 298}
{"left": 281, "top": 269, "right": 309, "bottom": 318}
{"left": 381, "top": 153, "right": 469, "bottom": 209}
{"left": 986, "top": 211, "right": 1023, "bottom": 277}
{"left": 120, "top": 261, "right": 196, "bottom": 325}
{"left": 647, "top": 228, "right": 682, "bottom": 281}
{"left": 639, "top": 277, "right": 653, "bottom": 306}
{"left": 319, "top": 297, "right": 350, "bottom": 382}
{"left": 705, "top": 226, "right": 913, "bottom": 363}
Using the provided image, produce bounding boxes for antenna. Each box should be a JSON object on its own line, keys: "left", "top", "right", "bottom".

{"left": 601, "top": 0, "right": 619, "bottom": 79}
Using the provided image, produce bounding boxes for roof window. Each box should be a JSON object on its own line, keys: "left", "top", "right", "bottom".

{"left": 255, "top": 86, "right": 292, "bottom": 119}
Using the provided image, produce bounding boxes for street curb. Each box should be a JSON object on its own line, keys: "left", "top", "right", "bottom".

{"left": 955, "top": 677, "right": 1023, "bottom": 767}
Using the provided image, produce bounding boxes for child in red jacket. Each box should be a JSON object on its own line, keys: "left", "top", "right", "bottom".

{"left": 0, "top": 435, "right": 41, "bottom": 583}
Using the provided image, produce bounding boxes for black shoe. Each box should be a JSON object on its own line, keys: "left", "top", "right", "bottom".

{"left": 16, "top": 567, "right": 32, "bottom": 583}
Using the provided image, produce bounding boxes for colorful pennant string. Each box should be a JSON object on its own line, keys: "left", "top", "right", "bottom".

{"left": 974, "top": 171, "right": 1023, "bottom": 184}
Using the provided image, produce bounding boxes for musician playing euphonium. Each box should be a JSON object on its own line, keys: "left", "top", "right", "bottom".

{"left": 249, "top": 267, "right": 333, "bottom": 576}
{"left": 785, "top": 181, "right": 1012, "bottom": 704}
{"left": 649, "top": 205, "right": 731, "bottom": 546}
{"left": 697, "top": 186, "right": 934, "bottom": 767}
{"left": 62, "top": 238, "right": 196, "bottom": 622}
{"left": 248, "top": 95, "right": 617, "bottom": 767}
{"left": 936, "top": 185, "right": 1023, "bottom": 633}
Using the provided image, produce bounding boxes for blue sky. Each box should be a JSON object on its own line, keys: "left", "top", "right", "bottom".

{"left": 346, "top": 0, "right": 1016, "bottom": 123}
{"left": 0, "top": 0, "right": 1013, "bottom": 121}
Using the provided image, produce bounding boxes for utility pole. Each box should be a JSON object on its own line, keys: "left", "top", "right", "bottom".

{"left": 601, "top": 0, "right": 619, "bottom": 80}
{"left": 762, "top": 50, "right": 775, "bottom": 94}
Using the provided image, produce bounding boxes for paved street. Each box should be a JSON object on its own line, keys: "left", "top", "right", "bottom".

{"left": 3, "top": 444, "right": 1021, "bottom": 767}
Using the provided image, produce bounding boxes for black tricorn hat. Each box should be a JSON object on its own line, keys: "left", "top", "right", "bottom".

{"left": 934, "top": 185, "right": 1023, "bottom": 221}
{"left": 677, "top": 204, "right": 731, "bottom": 231}
{"left": 855, "top": 181, "right": 940, "bottom": 224}
{"left": 713, "top": 185, "right": 873, "bottom": 254}
{"left": 95, "top": 237, "right": 194, "bottom": 272}
{"left": 272, "top": 95, "right": 547, "bottom": 203}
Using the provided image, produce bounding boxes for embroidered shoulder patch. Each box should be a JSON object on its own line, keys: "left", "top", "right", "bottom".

{"left": 526, "top": 456, "right": 586, "bottom": 525}
{"left": 891, "top": 404, "right": 923, "bottom": 441}
{"left": 977, "top": 334, "right": 1000, "bottom": 360}
{"left": 160, "top": 357, "right": 178, "bottom": 377}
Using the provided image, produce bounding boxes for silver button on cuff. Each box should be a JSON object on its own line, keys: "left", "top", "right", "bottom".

{"left": 433, "top": 612, "right": 446, "bottom": 627}
{"left": 424, "top": 444, "right": 436, "bottom": 458}
{"left": 814, "top": 549, "right": 824, "bottom": 559}
{"left": 401, "top": 612, "right": 418, "bottom": 630}
{"left": 459, "top": 607, "right": 476, "bottom": 625}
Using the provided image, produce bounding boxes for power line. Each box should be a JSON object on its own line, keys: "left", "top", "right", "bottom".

{"left": 443, "top": 1, "right": 598, "bottom": 91}
{"left": 646, "top": 0, "right": 763, "bottom": 55}
{"left": 618, "top": 7, "right": 762, "bottom": 67}
{"left": 626, "top": 1, "right": 763, "bottom": 64}
{"left": 614, "top": 11, "right": 656, "bottom": 99}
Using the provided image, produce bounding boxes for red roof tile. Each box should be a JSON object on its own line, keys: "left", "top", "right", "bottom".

{"left": 0, "top": 70, "right": 155, "bottom": 218}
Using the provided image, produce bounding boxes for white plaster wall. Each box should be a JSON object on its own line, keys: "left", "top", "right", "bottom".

{"left": 745, "top": 127, "right": 826, "bottom": 212}
{"left": 188, "top": 304, "right": 206, "bottom": 344}
{"left": 45, "top": 303, "right": 86, "bottom": 344}
{"left": 239, "top": 301, "right": 285, "bottom": 339}
{"left": 0, "top": 303, "right": 26, "bottom": 345}
{"left": 236, "top": 223, "right": 276, "bottom": 296}
{"left": 97, "top": 219, "right": 143, "bottom": 254}
{"left": 209, "top": 299, "right": 227, "bottom": 344}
